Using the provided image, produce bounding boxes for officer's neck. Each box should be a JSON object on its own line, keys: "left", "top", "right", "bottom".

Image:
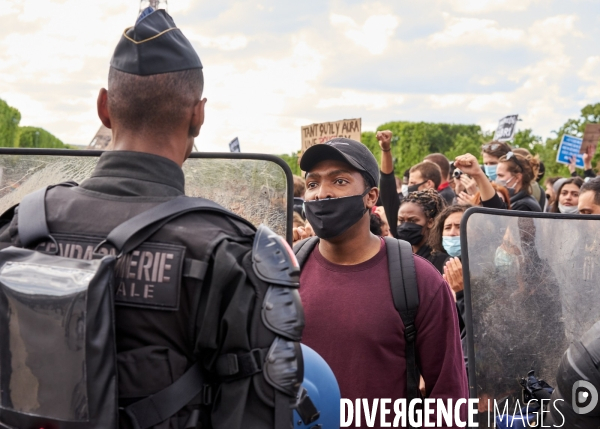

{"left": 110, "top": 127, "right": 191, "bottom": 167}
{"left": 318, "top": 217, "right": 381, "bottom": 266}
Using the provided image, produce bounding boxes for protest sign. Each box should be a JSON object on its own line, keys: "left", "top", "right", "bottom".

{"left": 580, "top": 124, "right": 600, "bottom": 154}
{"left": 229, "top": 137, "right": 241, "bottom": 153}
{"left": 493, "top": 114, "right": 518, "bottom": 142}
{"left": 556, "top": 134, "right": 584, "bottom": 168}
{"left": 301, "top": 118, "right": 361, "bottom": 153}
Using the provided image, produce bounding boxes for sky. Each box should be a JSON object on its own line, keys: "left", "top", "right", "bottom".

{"left": 0, "top": 0, "right": 598, "bottom": 153}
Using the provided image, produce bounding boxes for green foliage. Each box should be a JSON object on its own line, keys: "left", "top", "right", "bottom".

{"left": 366, "top": 121, "right": 483, "bottom": 176}
{"left": 0, "top": 98, "right": 71, "bottom": 150}
{"left": 18, "top": 127, "right": 69, "bottom": 149}
{"left": 283, "top": 105, "right": 600, "bottom": 182}
{"left": 0, "top": 98, "right": 22, "bottom": 147}
{"left": 278, "top": 152, "right": 301, "bottom": 176}
{"left": 540, "top": 103, "right": 600, "bottom": 178}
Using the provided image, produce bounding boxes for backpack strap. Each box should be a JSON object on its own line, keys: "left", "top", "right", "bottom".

{"left": 124, "top": 361, "right": 211, "bottom": 429}
{"left": 293, "top": 236, "right": 319, "bottom": 267}
{"left": 104, "top": 195, "right": 255, "bottom": 256}
{"left": 18, "top": 182, "right": 77, "bottom": 247}
{"left": 383, "top": 237, "right": 420, "bottom": 405}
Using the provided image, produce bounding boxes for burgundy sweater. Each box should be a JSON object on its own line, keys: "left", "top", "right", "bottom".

{"left": 299, "top": 239, "right": 468, "bottom": 428}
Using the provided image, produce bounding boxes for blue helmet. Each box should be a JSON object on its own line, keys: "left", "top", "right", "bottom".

{"left": 293, "top": 344, "right": 341, "bottom": 429}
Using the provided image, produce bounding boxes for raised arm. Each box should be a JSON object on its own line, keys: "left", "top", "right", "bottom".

{"left": 378, "top": 130, "right": 400, "bottom": 238}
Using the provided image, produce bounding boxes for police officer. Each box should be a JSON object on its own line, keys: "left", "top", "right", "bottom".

{"left": 0, "top": 8, "right": 303, "bottom": 429}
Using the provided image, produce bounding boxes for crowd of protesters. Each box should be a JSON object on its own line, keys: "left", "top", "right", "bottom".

{"left": 290, "top": 130, "right": 600, "bottom": 428}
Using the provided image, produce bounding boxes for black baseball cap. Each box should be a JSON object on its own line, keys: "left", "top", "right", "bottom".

{"left": 300, "top": 138, "right": 379, "bottom": 187}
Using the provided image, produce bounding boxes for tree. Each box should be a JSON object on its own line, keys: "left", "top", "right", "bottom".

{"left": 18, "top": 127, "right": 69, "bottom": 149}
{"left": 0, "top": 98, "right": 21, "bottom": 147}
{"left": 279, "top": 152, "right": 301, "bottom": 176}
{"left": 541, "top": 103, "right": 600, "bottom": 178}
{"left": 363, "top": 122, "right": 483, "bottom": 176}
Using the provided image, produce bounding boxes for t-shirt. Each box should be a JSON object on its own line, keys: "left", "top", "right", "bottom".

{"left": 299, "top": 238, "right": 468, "bottom": 428}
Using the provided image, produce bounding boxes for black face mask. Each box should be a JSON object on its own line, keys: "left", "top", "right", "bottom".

{"left": 303, "top": 189, "right": 370, "bottom": 239}
{"left": 397, "top": 222, "right": 424, "bottom": 245}
{"left": 407, "top": 181, "right": 427, "bottom": 194}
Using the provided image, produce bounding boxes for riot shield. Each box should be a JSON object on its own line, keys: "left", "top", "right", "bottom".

{"left": 462, "top": 208, "right": 600, "bottom": 426}
{"left": 0, "top": 149, "right": 292, "bottom": 242}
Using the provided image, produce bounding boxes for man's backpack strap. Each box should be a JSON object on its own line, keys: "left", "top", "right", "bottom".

{"left": 123, "top": 361, "right": 211, "bottom": 429}
{"left": 383, "top": 237, "right": 420, "bottom": 404}
{"left": 293, "top": 236, "right": 319, "bottom": 267}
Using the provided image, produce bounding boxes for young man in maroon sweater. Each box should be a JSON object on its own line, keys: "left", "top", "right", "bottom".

{"left": 296, "top": 137, "right": 468, "bottom": 428}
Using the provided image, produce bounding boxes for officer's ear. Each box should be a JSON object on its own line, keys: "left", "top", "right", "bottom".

{"left": 97, "top": 88, "right": 111, "bottom": 129}
{"left": 189, "top": 98, "right": 207, "bottom": 138}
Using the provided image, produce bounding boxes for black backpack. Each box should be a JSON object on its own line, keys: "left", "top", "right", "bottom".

{"left": 0, "top": 186, "right": 257, "bottom": 429}
{"left": 293, "top": 236, "right": 421, "bottom": 403}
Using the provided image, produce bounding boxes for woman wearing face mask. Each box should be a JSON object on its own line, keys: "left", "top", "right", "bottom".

{"left": 397, "top": 189, "right": 449, "bottom": 273}
{"left": 429, "top": 204, "right": 471, "bottom": 369}
{"left": 496, "top": 151, "right": 542, "bottom": 212}
{"left": 429, "top": 205, "right": 470, "bottom": 294}
{"left": 549, "top": 177, "right": 583, "bottom": 214}
{"left": 481, "top": 141, "right": 512, "bottom": 182}
{"left": 512, "top": 147, "right": 546, "bottom": 209}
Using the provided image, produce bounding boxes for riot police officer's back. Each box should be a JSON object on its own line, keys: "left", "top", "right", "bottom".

{"left": 0, "top": 9, "right": 304, "bottom": 429}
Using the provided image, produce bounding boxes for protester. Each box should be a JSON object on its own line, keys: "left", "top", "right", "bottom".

{"left": 544, "top": 176, "right": 561, "bottom": 208}
{"left": 373, "top": 206, "right": 391, "bottom": 237}
{"left": 578, "top": 177, "right": 600, "bottom": 214}
{"left": 469, "top": 183, "right": 511, "bottom": 209}
{"left": 293, "top": 211, "right": 305, "bottom": 228}
{"left": 513, "top": 148, "right": 546, "bottom": 209}
{"left": 369, "top": 211, "right": 384, "bottom": 236}
{"left": 397, "top": 189, "right": 450, "bottom": 273}
{"left": 428, "top": 203, "right": 473, "bottom": 373}
{"left": 424, "top": 153, "right": 455, "bottom": 205}
{"left": 408, "top": 161, "right": 443, "bottom": 193}
{"left": 295, "top": 136, "right": 468, "bottom": 428}
{"left": 481, "top": 140, "right": 512, "bottom": 181}
{"left": 496, "top": 151, "right": 542, "bottom": 211}
{"left": 548, "top": 177, "right": 583, "bottom": 214}
{"left": 569, "top": 145, "right": 597, "bottom": 179}
{"left": 454, "top": 153, "right": 507, "bottom": 209}
{"left": 293, "top": 174, "right": 306, "bottom": 218}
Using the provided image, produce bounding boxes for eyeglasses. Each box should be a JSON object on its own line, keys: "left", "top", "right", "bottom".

{"left": 482, "top": 143, "right": 501, "bottom": 151}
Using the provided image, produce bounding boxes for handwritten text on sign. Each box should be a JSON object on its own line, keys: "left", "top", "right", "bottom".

{"left": 301, "top": 118, "right": 362, "bottom": 153}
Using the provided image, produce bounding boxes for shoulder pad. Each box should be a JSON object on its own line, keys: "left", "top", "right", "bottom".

{"left": 252, "top": 225, "right": 300, "bottom": 287}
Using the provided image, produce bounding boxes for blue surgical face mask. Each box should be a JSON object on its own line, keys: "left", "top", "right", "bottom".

{"left": 484, "top": 165, "right": 498, "bottom": 181}
{"left": 442, "top": 236, "right": 461, "bottom": 257}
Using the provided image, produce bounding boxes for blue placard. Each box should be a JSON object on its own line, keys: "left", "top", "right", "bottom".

{"left": 556, "top": 134, "right": 584, "bottom": 168}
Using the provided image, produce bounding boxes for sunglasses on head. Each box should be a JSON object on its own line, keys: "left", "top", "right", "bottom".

{"left": 482, "top": 143, "right": 501, "bottom": 151}
{"left": 504, "top": 151, "right": 523, "bottom": 170}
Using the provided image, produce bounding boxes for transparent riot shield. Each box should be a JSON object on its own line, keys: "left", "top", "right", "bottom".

{"left": 0, "top": 149, "right": 292, "bottom": 242}
{"left": 462, "top": 208, "right": 600, "bottom": 427}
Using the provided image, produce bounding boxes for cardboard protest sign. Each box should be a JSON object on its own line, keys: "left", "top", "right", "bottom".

{"left": 229, "top": 137, "right": 241, "bottom": 153}
{"left": 556, "top": 134, "right": 584, "bottom": 168}
{"left": 301, "top": 118, "right": 361, "bottom": 153}
{"left": 580, "top": 124, "right": 600, "bottom": 154}
{"left": 493, "top": 115, "right": 518, "bottom": 142}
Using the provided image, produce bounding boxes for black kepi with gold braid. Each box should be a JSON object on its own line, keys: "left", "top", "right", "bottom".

{"left": 110, "top": 8, "right": 202, "bottom": 76}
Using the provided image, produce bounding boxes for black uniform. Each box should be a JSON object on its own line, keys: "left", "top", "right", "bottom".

{"left": 0, "top": 151, "right": 281, "bottom": 428}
